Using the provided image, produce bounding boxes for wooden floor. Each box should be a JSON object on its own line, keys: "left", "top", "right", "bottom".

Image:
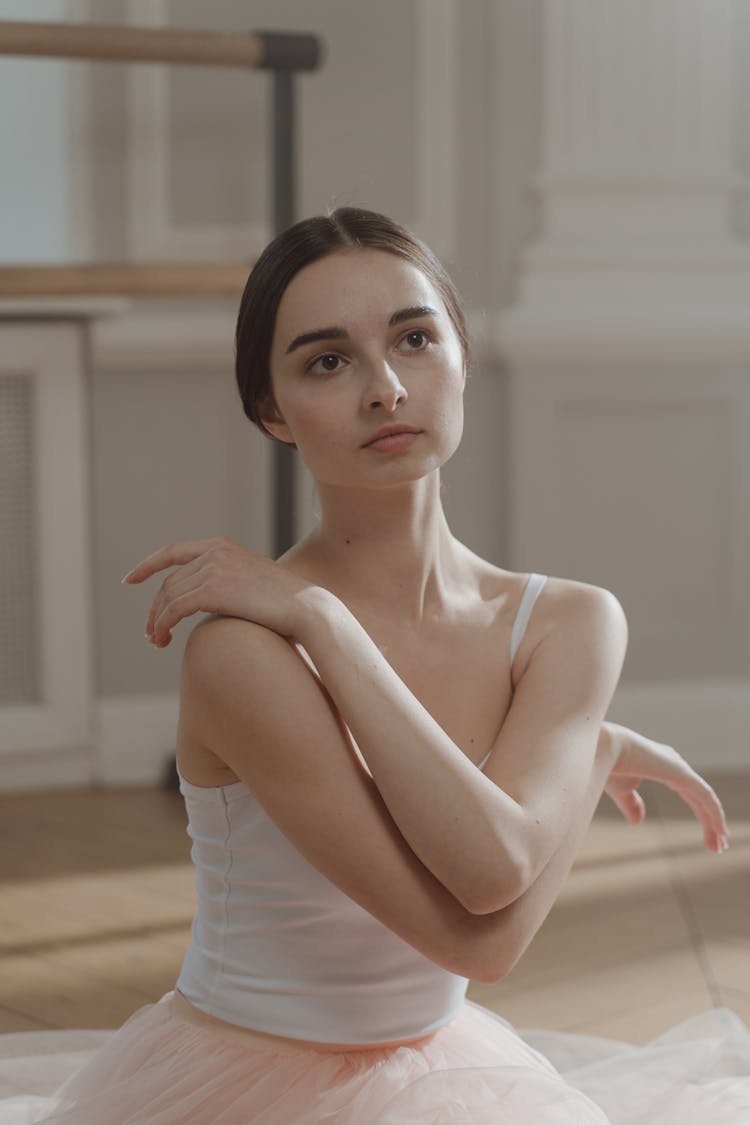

{"left": 0, "top": 772, "right": 748, "bottom": 1044}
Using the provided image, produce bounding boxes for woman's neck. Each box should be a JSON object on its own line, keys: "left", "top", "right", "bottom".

{"left": 293, "top": 472, "right": 466, "bottom": 624}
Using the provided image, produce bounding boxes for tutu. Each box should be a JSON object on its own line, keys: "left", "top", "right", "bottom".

{"left": 1, "top": 993, "right": 749, "bottom": 1124}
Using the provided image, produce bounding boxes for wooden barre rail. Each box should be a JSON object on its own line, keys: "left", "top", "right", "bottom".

{"left": 0, "top": 18, "right": 310, "bottom": 553}
{"left": 0, "top": 263, "right": 252, "bottom": 299}
{"left": 0, "top": 21, "right": 320, "bottom": 70}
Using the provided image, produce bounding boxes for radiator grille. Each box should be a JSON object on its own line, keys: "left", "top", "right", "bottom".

{"left": 0, "top": 373, "right": 40, "bottom": 704}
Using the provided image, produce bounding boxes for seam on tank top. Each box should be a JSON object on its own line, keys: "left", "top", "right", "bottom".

{"left": 214, "top": 787, "right": 234, "bottom": 991}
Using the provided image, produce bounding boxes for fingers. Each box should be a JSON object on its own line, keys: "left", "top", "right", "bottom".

{"left": 639, "top": 747, "right": 729, "bottom": 854}
{"left": 684, "top": 772, "right": 728, "bottom": 846}
{"left": 606, "top": 780, "right": 646, "bottom": 826}
{"left": 122, "top": 539, "right": 226, "bottom": 646}
{"left": 669, "top": 774, "right": 729, "bottom": 853}
{"left": 624, "top": 790, "right": 646, "bottom": 825}
{"left": 146, "top": 568, "right": 185, "bottom": 637}
{"left": 151, "top": 589, "right": 201, "bottom": 643}
{"left": 609, "top": 764, "right": 728, "bottom": 854}
{"left": 148, "top": 572, "right": 206, "bottom": 641}
{"left": 122, "top": 538, "right": 225, "bottom": 584}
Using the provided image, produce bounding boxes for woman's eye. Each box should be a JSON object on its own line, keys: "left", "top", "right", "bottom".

{"left": 307, "top": 352, "right": 343, "bottom": 375}
{"left": 399, "top": 329, "right": 430, "bottom": 351}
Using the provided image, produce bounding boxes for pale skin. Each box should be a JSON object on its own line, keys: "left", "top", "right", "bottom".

{"left": 123, "top": 248, "right": 728, "bottom": 1052}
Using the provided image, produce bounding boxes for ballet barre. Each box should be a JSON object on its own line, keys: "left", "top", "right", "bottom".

{"left": 0, "top": 18, "right": 323, "bottom": 554}
{"left": 0, "top": 263, "right": 251, "bottom": 299}
{"left": 0, "top": 21, "right": 319, "bottom": 71}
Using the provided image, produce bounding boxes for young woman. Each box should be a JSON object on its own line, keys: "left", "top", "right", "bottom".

{"left": 3, "top": 208, "right": 748, "bottom": 1123}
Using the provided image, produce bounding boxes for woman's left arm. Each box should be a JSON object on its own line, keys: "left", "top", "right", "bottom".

{"left": 291, "top": 581, "right": 630, "bottom": 914}
{"left": 290, "top": 585, "right": 726, "bottom": 912}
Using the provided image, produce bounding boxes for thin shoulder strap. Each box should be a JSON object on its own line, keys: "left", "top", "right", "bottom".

{"left": 478, "top": 575, "right": 549, "bottom": 773}
{"left": 478, "top": 573, "right": 550, "bottom": 773}
{"left": 510, "top": 573, "right": 548, "bottom": 668}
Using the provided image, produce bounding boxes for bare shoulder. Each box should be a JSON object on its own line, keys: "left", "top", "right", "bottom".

{"left": 182, "top": 612, "right": 284, "bottom": 691}
{"left": 177, "top": 614, "right": 291, "bottom": 786}
{"left": 181, "top": 613, "right": 295, "bottom": 728}
{"left": 464, "top": 548, "right": 627, "bottom": 685}
{"left": 516, "top": 574, "right": 628, "bottom": 682}
{"left": 535, "top": 574, "right": 627, "bottom": 622}
{"left": 465, "top": 542, "right": 624, "bottom": 624}
{"left": 517, "top": 572, "right": 627, "bottom": 640}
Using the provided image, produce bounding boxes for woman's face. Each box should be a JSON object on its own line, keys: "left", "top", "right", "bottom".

{"left": 262, "top": 248, "right": 466, "bottom": 490}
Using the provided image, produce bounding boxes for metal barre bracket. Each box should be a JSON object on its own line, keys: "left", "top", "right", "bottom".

{"left": 0, "top": 16, "right": 315, "bottom": 554}
{"left": 255, "top": 31, "right": 322, "bottom": 71}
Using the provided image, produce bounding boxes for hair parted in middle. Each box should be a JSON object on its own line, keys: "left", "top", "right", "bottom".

{"left": 234, "top": 206, "right": 470, "bottom": 442}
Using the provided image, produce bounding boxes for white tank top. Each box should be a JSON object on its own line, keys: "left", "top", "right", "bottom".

{"left": 176, "top": 573, "right": 548, "bottom": 1044}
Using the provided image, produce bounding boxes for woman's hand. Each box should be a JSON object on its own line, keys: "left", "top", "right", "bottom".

{"left": 602, "top": 720, "right": 729, "bottom": 854}
{"left": 121, "top": 536, "right": 330, "bottom": 647}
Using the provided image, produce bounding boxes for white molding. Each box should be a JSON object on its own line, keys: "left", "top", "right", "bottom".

{"left": 0, "top": 298, "right": 129, "bottom": 319}
{"left": 94, "top": 692, "right": 179, "bottom": 786}
{"left": 125, "top": 0, "right": 265, "bottom": 260}
{"left": 125, "top": 0, "right": 459, "bottom": 263}
{"left": 0, "top": 324, "right": 95, "bottom": 760}
{"left": 0, "top": 749, "right": 94, "bottom": 793}
{"left": 504, "top": 245, "right": 750, "bottom": 335}
{"left": 90, "top": 308, "right": 236, "bottom": 371}
{"left": 0, "top": 693, "right": 177, "bottom": 791}
{"left": 494, "top": 308, "right": 750, "bottom": 365}
{"left": 2, "top": 677, "right": 744, "bottom": 793}
{"left": 126, "top": 0, "right": 267, "bottom": 262}
{"left": 502, "top": 0, "right": 750, "bottom": 341}
{"left": 608, "top": 680, "right": 750, "bottom": 773}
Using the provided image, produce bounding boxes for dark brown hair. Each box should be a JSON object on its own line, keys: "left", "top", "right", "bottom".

{"left": 234, "top": 206, "right": 470, "bottom": 440}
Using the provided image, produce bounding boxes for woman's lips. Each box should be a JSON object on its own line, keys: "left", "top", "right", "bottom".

{"left": 363, "top": 431, "right": 421, "bottom": 453}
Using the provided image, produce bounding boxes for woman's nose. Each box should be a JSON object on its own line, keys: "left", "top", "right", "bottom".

{"left": 363, "top": 360, "right": 408, "bottom": 412}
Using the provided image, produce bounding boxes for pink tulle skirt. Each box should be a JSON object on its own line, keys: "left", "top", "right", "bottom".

{"left": 1, "top": 992, "right": 749, "bottom": 1124}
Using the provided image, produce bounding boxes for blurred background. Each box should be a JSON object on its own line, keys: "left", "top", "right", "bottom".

{"left": 1, "top": 0, "right": 749, "bottom": 790}
{"left": 0, "top": 0, "right": 748, "bottom": 1047}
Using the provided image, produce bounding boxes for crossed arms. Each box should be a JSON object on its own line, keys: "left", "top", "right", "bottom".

{"left": 179, "top": 578, "right": 627, "bottom": 983}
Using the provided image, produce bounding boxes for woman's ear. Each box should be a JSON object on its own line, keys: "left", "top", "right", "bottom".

{"left": 257, "top": 395, "right": 295, "bottom": 445}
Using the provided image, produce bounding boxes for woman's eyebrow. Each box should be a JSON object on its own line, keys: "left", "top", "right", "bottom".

{"left": 389, "top": 305, "right": 438, "bottom": 327}
{"left": 286, "top": 327, "right": 347, "bottom": 354}
{"left": 285, "top": 306, "right": 438, "bottom": 355}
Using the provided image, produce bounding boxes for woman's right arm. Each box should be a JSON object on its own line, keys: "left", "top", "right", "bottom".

{"left": 179, "top": 615, "right": 486, "bottom": 978}
{"left": 179, "top": 615, "right": 619, "bottom": 984}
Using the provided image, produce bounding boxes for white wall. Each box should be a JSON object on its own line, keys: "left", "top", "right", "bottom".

{"left": 1, "top": 0, "right": 748, "bottom": 787}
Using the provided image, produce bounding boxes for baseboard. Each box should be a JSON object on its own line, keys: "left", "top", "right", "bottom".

{"left": 0, "top": 748, "right": 94, "bottom": 793}
{"left": 94, "top": 693, "right": 179, "bottom": 786}
{"left": 0, "top": 693, "right": 177, "bottom": 792}
{"left": 1, "top": 679, "right": 746, "bottom": 793}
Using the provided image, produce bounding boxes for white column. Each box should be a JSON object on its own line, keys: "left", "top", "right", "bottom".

{"left": 494, "top": 1, "right": 750, "bottom": 770}
{"left": 503, "top": 0, "right": 750, "bottom": 328}
{"left": 542, "top": 0, "right": 735, "bottom": 236}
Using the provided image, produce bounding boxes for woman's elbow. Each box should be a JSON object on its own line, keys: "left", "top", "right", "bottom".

{"left": 460, "top": 887, "right": 515, "bottom": 917}
{"left": 457, "top": 864, "right": 530, "bottom": 917}
{"left": 474, "top": 943, "right": 526, "bottom": 984}
{"left": 462, "top": 937, "right": 520, "bottom": 984}
{"left": 458, "top": 845, "right": 535, "bottom": 916}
